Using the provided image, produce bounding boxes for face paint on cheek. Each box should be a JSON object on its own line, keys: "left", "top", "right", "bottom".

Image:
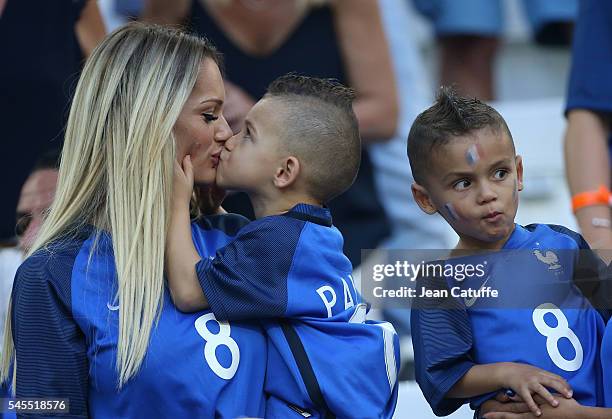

{"left": 444, "top": 202, "right": 460, "bottom": 221}
{"left": 465, "top": 143, "right": 484, "bottom": 166}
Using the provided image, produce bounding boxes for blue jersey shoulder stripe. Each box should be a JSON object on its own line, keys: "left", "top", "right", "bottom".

{"left": 11, "top": 231, "right": 92, "bottom": 417}
{"left": 196, "top": 215, "right": 306, "bottom": 321}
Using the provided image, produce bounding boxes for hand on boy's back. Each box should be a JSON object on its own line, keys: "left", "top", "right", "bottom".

{"left": 173, "top": 155, "right": 195, "bottom": 209}
{"left": 495, "top": 362, "right": 573, "bottom": 417}
{"left": 480, "top": 393, "right": 581, "bottom": 419}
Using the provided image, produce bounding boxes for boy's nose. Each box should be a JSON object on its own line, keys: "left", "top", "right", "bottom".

{"left": 477, "top": 182, "right": 497, "bottom": 204}
{"left": 224, "top": 133, "right": 238, "bottom": 151}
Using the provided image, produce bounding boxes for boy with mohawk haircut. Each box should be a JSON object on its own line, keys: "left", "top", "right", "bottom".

{"left": 166, "top": 74, "right": 399, "bottom": 418}
{"left": 408, "top": 87, "right": 609, "bottom": 417}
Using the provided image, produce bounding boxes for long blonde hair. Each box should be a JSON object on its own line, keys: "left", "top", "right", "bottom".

{"left": 1, "top": 23, "right": 219, "bottom": 388}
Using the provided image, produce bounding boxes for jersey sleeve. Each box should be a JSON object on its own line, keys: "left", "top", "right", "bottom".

{"left": 547, "top": 224, "right": 612, "bottom": 320}
{"left": 11, "top": 251, "right": 89, "bottom": 418}
{"left": 195, "top": 217, "right": 303, "bottom": 321}
{"left": 566, "top": 0, "right": 612, "bottom": 114}
{"left": 410, "top": 274, "right": 476, "bottom": 416}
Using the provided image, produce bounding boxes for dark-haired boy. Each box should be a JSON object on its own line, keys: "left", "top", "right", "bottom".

{"left": 166, "top": 75, "right": 399, "bottom": 418}
{"left": 408, "top": 87, "right": 608, "bottom": 417}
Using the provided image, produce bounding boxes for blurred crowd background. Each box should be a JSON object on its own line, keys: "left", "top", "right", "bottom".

{"left": 0, "top": 1, "right": 596, "bottom": 417}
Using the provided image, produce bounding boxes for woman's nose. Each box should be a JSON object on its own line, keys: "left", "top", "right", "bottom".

{"left": 214, "top": 115, "right": 232, "bottom": 144}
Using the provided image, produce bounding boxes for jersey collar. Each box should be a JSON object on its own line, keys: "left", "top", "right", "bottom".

{"left": 283, "top": 203, "right": 332, "bottom": 227}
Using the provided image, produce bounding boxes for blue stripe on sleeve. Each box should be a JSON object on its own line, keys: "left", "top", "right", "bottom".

{"left": 11, "top": 237, "right": 89, "bottom": 418}
{"left": 411, "top": 307, "right": 475, "bottom": 416}
{"left": 195, "top": 216, "right": 304, "bottom": 321}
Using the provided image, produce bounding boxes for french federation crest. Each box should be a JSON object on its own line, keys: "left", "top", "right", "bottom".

{"left": 533, "top": 250, "right": 562, "bottom": 270}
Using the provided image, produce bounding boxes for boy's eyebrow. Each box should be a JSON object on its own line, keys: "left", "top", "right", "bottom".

{"left": 442, "top": 171, "right": 473, "bottom": 183}
{"left": 441, "top": 158, "right": 514, "bottom": 182}
{"left": 487, "top": 157, "right": 513, "bottom": 169}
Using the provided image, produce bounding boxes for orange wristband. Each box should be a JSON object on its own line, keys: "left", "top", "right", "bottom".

{"left": 571, "top": 185, "right": 612, "bottom": 213}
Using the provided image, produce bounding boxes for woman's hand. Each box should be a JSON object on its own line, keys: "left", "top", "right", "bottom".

{"left": 173, "top": 155, "right": 195, "bottom": 211}
{"left": 223, "top": 80, "right": 256, "bottom": 134}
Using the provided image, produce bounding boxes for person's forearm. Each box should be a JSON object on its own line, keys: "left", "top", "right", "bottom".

{"left": 577, "top": 406, "right": 612, "bottom": 419}
{"left": 447, "top": 363, "right": 507, "bottom": 398}
{"left": 166, "top": 202, "right": 208, "bottom": 312}
{"left": 564, "top": 110, "right": 612, "bottom": 253}
{"left": 353, "top": 96, "right": 398, "bottom": 143}
{"left": 141, "top": 0, "right": 189, "bottom": 25}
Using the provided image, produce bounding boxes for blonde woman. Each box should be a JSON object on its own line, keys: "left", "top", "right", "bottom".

{"left": 0, "top": 23, "right": 267, "bottom": 418}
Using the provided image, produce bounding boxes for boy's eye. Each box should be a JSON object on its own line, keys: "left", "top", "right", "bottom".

{"left": 453, "top": 179, "right": 471, "bottom": 191}
{"left": 493, "top": 169, "right": 508, "bottom": 180}
{"left": 202, "top": 113, "right": 219, "bottom": 123}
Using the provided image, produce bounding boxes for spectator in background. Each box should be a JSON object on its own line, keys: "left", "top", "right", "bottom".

{"left": 0, "top": 150, "right": 59, "bottom": 417}
{"left": 564, "top": 0, "right": 612, "bottom": 256}
{"left": 0, "top": 0, "right": 105, "bottom": 246}
{"left": 412, "top": 0, "right": 577, "bottom": 100}
{"left": 372, "top": 0, "right": 450, "bottom": 380}
{"left": 115, "top": 0, "right": 144, "bottom": 19}
{"left": 143, "top": 0, "right": 399, "bottom": 267}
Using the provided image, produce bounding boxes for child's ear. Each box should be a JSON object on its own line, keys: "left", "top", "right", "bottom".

{"left": 274, "top": 156, "right": 300, "bottom": 189}
{"left": 515, "top": 155, "right": 524, "bottom": 191}
{"left": 411, "top": 182, "right": 437, "bottom": 214}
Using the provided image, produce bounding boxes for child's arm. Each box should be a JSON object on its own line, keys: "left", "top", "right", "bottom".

{"left": 481, "top": 394, "right": 612, "bottom": 419}
{"left": 166, "top": 155, "right": 209, "bottom": 312}
{"left": 448, "top": 362, "right": 573, "bottom": 417}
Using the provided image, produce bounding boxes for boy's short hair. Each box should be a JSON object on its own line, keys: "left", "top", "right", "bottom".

{"left": 407, "top": 86, "right": 514, "bottom": 185}
{"left": 265, "top": 74, "right": 361, "bottom": 203}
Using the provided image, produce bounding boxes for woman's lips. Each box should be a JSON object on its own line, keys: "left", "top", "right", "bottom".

{"left": 211, "top": 151, "right": 221, "bottom": 168}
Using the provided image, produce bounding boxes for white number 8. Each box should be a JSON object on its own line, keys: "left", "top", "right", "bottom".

{"left": 195, "top": 313, "right": 240, "bottom": 380}
{"left": 532, "top": 303, "right": 583, "bottom": 372}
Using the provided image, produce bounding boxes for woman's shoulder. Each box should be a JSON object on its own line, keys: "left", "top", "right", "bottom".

{"left": 15, "top": 228, "right": 96, "bottom": 297}
{"left": 192, "top": 213, "right": 251, "bottom": 236}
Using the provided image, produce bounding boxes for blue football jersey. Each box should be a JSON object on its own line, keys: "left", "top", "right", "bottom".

{"left": 195, "top": 204, "right": 400, "bottom": 418}
{"left": 10, "top": 215, "right": 267, "bottom": 419}
{"left": 412, "top": 224, "right": 607, "bottom": 416}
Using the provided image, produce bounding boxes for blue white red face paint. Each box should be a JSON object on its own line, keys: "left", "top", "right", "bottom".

{"left": 444, "top": 202, "right": 460, "bottom": 221}
{"left": 465, "top": 143, "right": 483, "bottom": 166}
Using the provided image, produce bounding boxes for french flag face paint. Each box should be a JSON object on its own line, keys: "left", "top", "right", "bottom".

{"left": 465, "top": 143, "right": 483, "bottom": 166}
{"left": 444, "top": 202, "right": 460, "bottom": 221}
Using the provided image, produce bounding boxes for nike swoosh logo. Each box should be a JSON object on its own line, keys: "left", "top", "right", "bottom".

{"left": 107, "top": 302, "right": 120, "bottom": 311}
{"left": 464, "top": 276, "right": 490, "bottom": 308}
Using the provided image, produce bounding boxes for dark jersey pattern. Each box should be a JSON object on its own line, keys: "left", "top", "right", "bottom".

{"left": 9, "top": 215, "right": 267, "bottom": 418}
{"left": 195, "top": 203, "right": 399, "bottom": 418}
{"left": 411, "top": 224, "right": 607, "bottom": 416}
